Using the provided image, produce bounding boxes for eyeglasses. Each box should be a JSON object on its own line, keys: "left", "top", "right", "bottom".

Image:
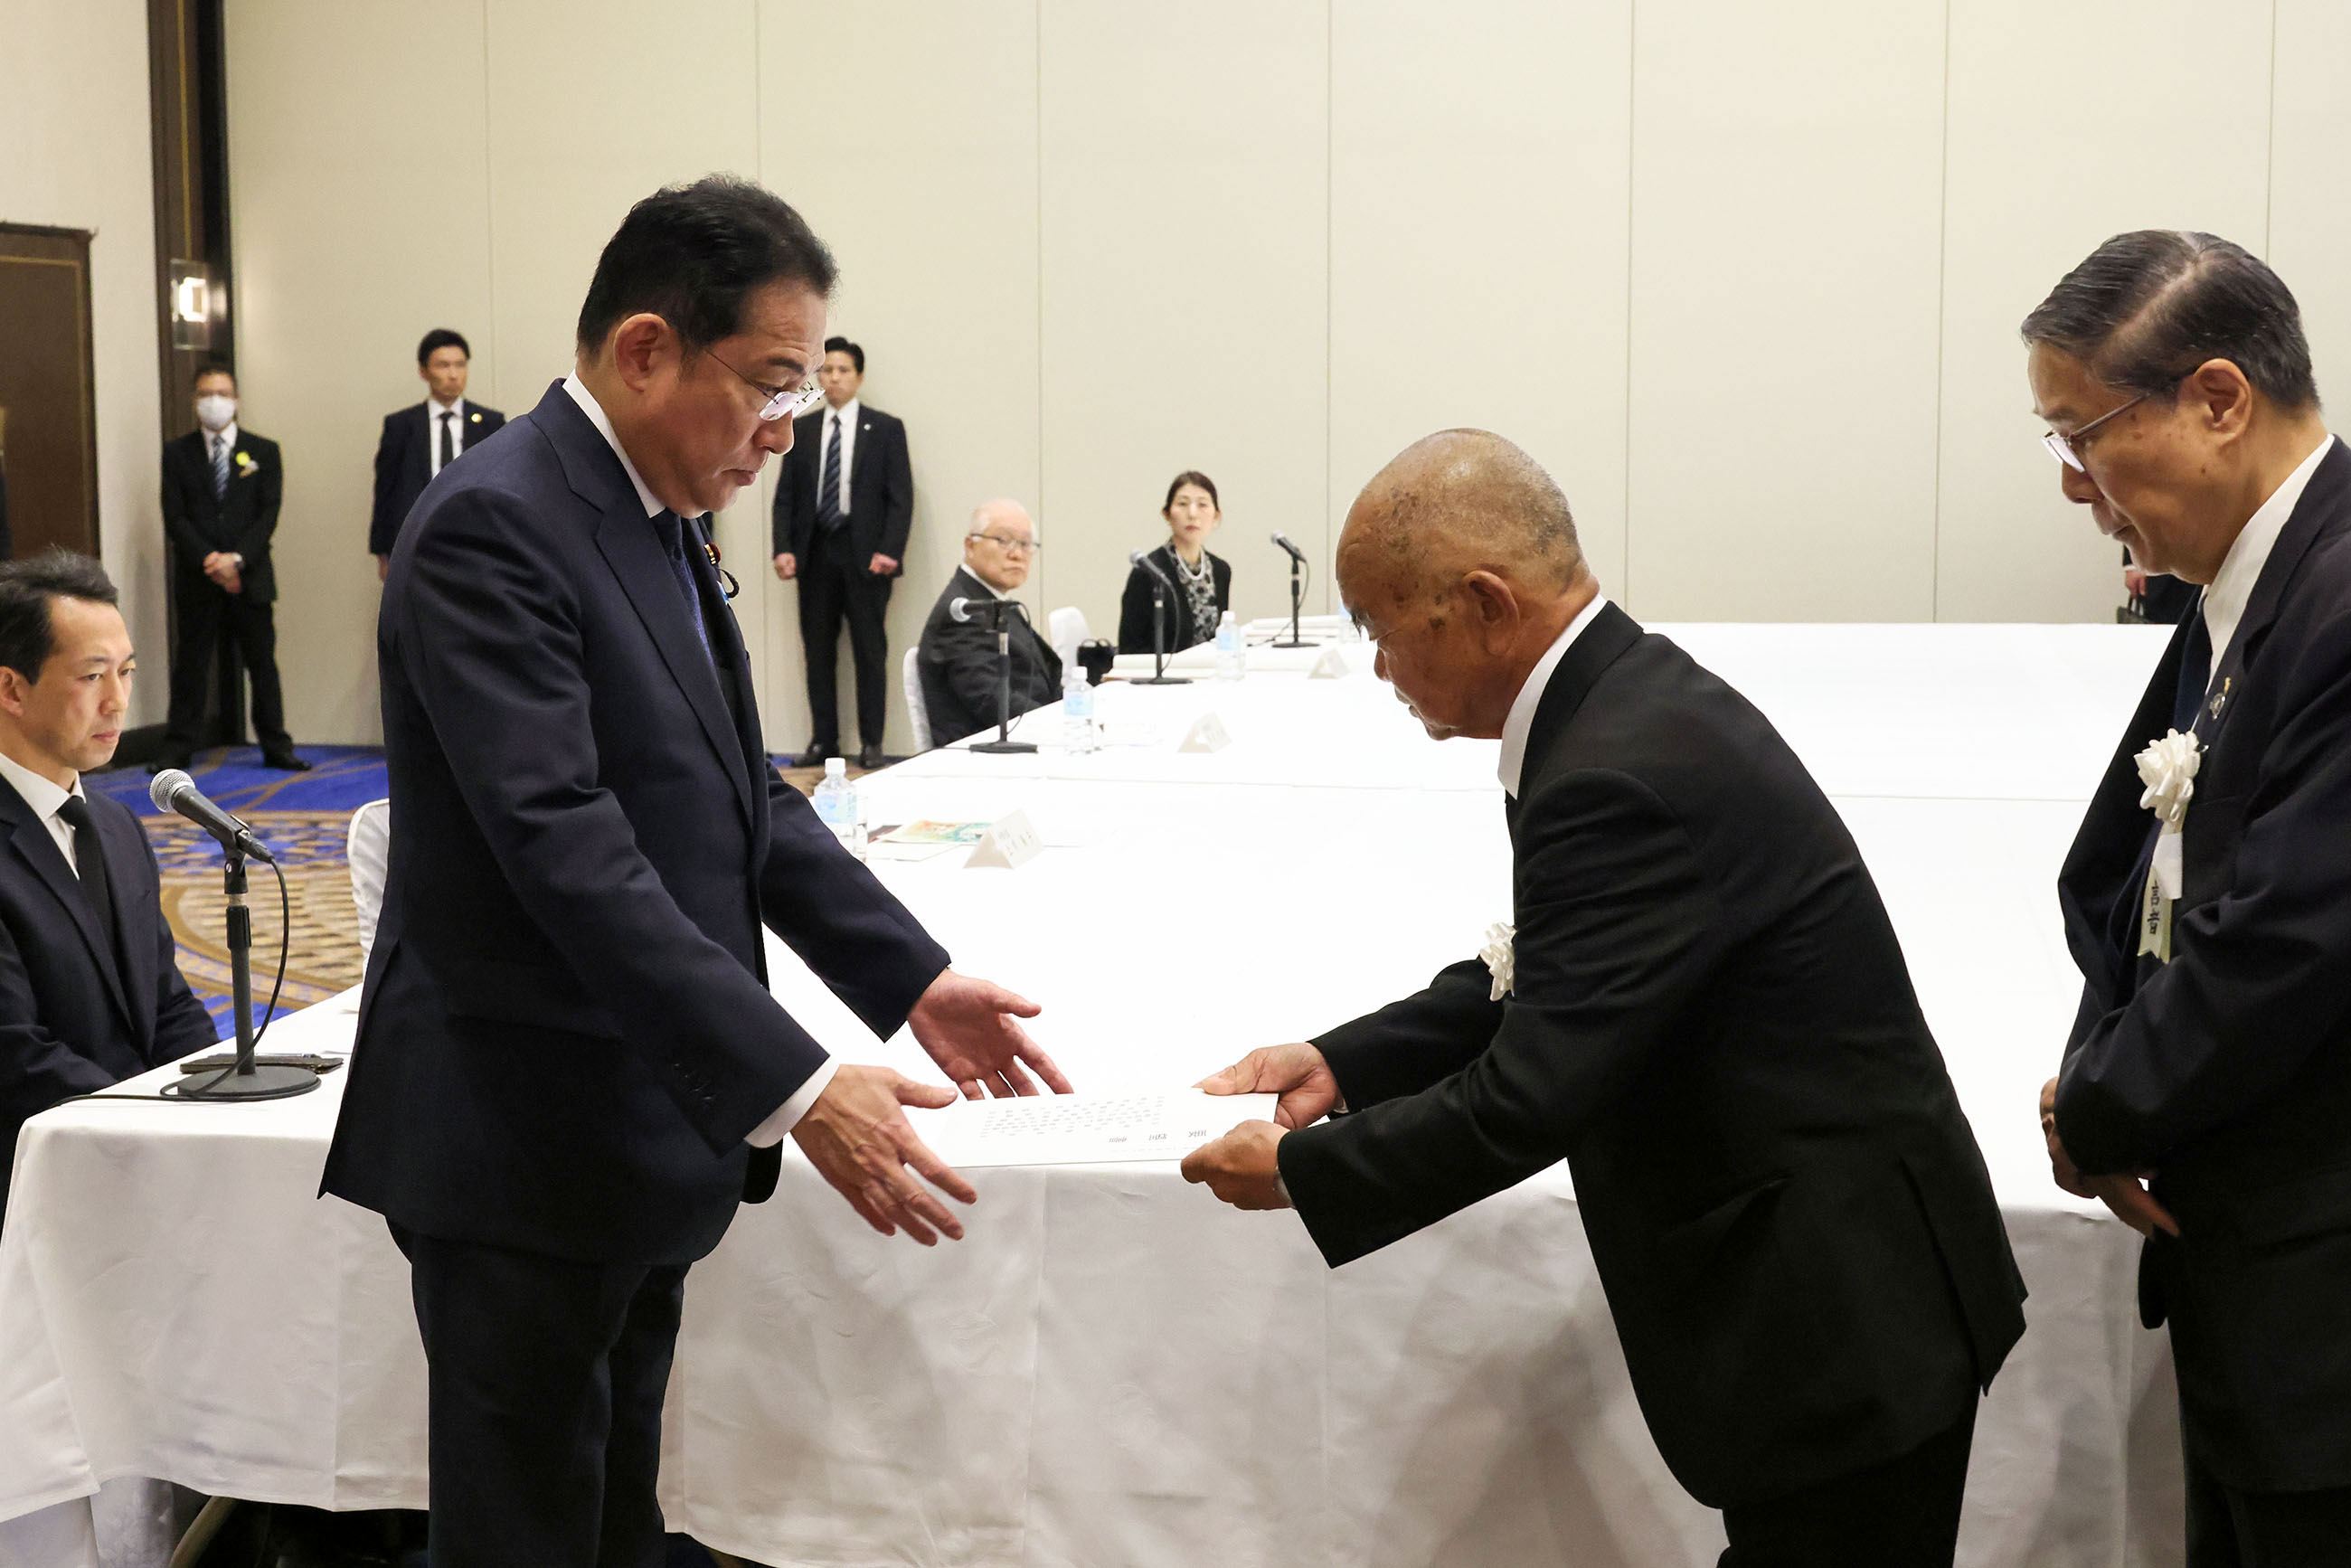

{"left": 968, "top": 533, "right": 1041, "bottom": 556}
{"left": 703, "top": 347, "right": 826, "bottom": 422}
{"left": 2042, "top": 389, "right": 2156, "bottom": 471}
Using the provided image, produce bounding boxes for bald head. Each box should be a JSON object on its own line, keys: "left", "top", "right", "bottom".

{"left": 1340, "top": 430, "right": 1584, "bottom": 614}
{"left": 964, "top": 498, "right": 1037, "bottom": 591}
{"left": 1339, "top": 430, "right": 1598, "bottom": 742}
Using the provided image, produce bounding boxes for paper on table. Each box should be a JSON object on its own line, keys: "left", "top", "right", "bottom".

{"left": 906, "top": 1088, "right": 1279, "bottom": 1167}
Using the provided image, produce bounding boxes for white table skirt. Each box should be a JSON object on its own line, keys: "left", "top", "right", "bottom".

{"left": 1, "top": 624, "right": 2190, "bottom": 1567}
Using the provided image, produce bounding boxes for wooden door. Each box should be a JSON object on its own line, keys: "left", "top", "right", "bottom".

{"left": 0, "top": 224, "right": 101, "bottom": 561}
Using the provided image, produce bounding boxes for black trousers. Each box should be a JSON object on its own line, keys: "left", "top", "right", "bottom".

{"left": 798, "top": 526, "right": 892, "bottom": 750}
{"left": 391, "top": 1223, "right": 688, "bottom": 1568}
{"left": 1717, "top": 1403, "right": 1977, "bottom": 1567}
{"left": 163, "top": 576, "right": 290, "bottom": 752}
{"left": 2188, "top": 1444, "right": 2351, "bottom": 1566}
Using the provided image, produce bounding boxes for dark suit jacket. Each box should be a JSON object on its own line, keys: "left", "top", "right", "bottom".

{"left": 917, "top": 567, "right": 1062, "bottom": 748}
{"left": 369, "top": 399, "right": 507, "bottom": 556}
{"left": 161, "top": 428, "right": 282, "bottom": 603}
{"left": 1117, "top": 545, "right": 1230, "bottom": 655}
{"left": 322, "top": 381, "right": 950, "bottom": 1266}
{"left": 1278, "top": 605, "right": 2026, "bottom": 1510}
{"left": 769, "top": 402, "right": 913, "bottom": 574}
{"left": 2056, "top": 438, "right": 2351, "bottom": 1492}
{"left": 0, "top": 778, "right": 219, "bottom": 1223}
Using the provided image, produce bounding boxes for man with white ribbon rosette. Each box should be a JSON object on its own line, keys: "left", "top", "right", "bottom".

{"left": 1181, "top": 430, "right": 2025, "bottom": 1565}
{"left": 2032, "top": 231, "right": 2351, "bottom": 1563}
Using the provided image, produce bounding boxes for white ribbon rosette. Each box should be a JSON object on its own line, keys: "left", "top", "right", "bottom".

{"left": 2135, "top": 727, "right": 2202, "bottom": 901}
{"left": 1480, "top": 921, "right": 1515, "bottom": 1002}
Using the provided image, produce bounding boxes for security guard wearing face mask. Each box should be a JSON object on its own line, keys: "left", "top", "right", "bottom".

{"left": 156, "top": 361, "right": 306, "bottom": 772}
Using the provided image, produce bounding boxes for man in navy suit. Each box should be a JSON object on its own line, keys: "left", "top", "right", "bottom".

{"left": 770, "top": 336, "right": 914, "bottom": 769}
{"left": 0, "top": 550, "right": 218, "bottom": 1229}
{"left": 322, "top": 176, "right": 1070, "bottom": 1567}
{"left": 369, "top": 328, "right": 506, "bottom": 579}
{"left": 2035, "top": 232, "right": 2351, "bottom": 1565}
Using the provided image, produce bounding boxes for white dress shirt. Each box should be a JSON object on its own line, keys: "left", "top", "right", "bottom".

{"left": 2196, "top": 432, "right": 2337, "bottom": 692}
{"left": 1498, "top": 593, "right": 1612, "bottom": 798}
{"left": 560, "top": 374, "right": 839, "bottom": 1141}
{"left": 818, "top": 398, "right": 860, "bottom": 517}
{"left": 426, "top": 397, "right": 467, "bottom": 478}
{"left": 0, "top": 749, "right": 88, "bottom": 876}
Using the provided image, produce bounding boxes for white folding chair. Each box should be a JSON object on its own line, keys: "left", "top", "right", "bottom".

{"left": 347, "top": 798, "right": 391, "bottom": 961}
{"left": 1048, "top": 605, "right": 1089, "bottom": 666}
{"left": 902, "top": 647, "right": 932, "bottom": 753}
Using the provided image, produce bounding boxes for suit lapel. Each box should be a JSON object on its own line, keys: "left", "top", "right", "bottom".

{"left": 2195, "top": 438, "right": 2351, "bottom": 748}
{"left": 411, "top": 403, "right": 433, "bottom": 490}
{"left": 0, "top": 782, "right": 133, "bottom": 1028}
{"left": 93, "top": 805, "right": 157, "bottom": 1049}
{"left": 1520, "top": 601, "right": 1644, "bottom": 784}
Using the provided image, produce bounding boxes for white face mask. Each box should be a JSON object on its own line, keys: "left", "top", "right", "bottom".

{"left": 194, "top": 394, "right": 237, "bottom": 432}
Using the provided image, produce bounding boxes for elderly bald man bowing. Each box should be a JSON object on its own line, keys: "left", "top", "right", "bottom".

{"left": 1185, "top": 430, "right": 2026, "bottom": 1565}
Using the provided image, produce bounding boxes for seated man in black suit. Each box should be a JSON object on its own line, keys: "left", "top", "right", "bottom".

{"left": 2035, "top": 231, "right": 2351, "bottom": 1565}
{"left": 156, "top": 363, "right": 306, "bottom": 771}
{"left": 1185, "top": 430, "right": 2026, "bottom": 1566}
{"left": 917, "top": 500, "right": 1058, "bottom": 748}
{"left": 370, "top": 328, "right": 507, "bottom": 580}
{"left": 770, "top": 336, "right": 915, "bottom": 770}
{"left": 0, "top": 550, "right": 219, "bottom": 1228}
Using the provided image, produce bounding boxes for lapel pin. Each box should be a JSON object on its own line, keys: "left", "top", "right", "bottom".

{"left": 2208, "top": 676, "right": 2232, "bottom": 723}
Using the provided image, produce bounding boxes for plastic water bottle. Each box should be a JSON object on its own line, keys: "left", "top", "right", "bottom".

{"left": 1062, "top": 662, "right": 1098, "bottom": 753}
{"left": 1213, "top": 610, "right": 1245, "bottom": 682}
{"left": 812, "top": 756, "right": 866, "bottom": 860}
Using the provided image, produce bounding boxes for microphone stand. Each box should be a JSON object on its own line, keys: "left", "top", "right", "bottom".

{"left": 1272, "top": 551, "right": 1309, "bottom": 648}
{"left": 172, "top": 841, "right": 318, "bottom": 1100}
{"left": 968, "top": 599, "right": 1038, "bottom": 754}
{"left": 1133, "top": 571, "right": 1191, "bottom": 687}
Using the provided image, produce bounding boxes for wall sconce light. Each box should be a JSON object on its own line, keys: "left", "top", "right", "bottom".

{"left": 169, "top": 259, "right": 212, "bottom": 349}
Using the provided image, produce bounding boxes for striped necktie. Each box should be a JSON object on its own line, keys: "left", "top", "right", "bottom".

{"left": 210, "top": 435, "right": 230, "bottom": 499}
{"left": 816, "top": 414, "right": 843, "bottom": 531}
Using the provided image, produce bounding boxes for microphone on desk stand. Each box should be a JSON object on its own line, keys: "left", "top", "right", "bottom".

{"left": 1269, "top": 532, "right": 1312, "bottom": 648}
{"left": 1128, "top": 550, "right": 1193, "bottom": 685}
{"left": 950, "top": 596, "right": 1040, "bottom": 754}
{"left": 149, "top": 770, "right": 317, "bottom": 1101}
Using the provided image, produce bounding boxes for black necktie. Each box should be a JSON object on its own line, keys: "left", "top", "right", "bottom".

{"left": 652, "top": 511, "right": 713, "bottom": 666}
{"left": 816, "top": 415, "right": 844, "bottom": 531}
{"left": 54, "top": 795, "right": 119, "bottom": 970}
{"left": 2170, "top": 602, "right": 2214, "bottom": 733}
{"left": 438, "top": 410, "right": 457, "bottom": 472}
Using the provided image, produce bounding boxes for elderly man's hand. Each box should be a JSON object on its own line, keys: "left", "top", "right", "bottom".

{"left": 790, "top": 1064, "right": 975, "bottom": 1244}
{"left": 1196, "top": 1042, "right": 1339, "bottom": 1129}
{"left": 2041, "top": 1074, "right": 2177, "bottom": 1238}
{"left": 908, "top": 968, "right": 1070, "bottom": 1100}
{"left": 1181, "top": 1119, "right": 1290, "bottom": 1210}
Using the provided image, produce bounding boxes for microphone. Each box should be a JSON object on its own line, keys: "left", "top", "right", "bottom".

{"left": 950, "top": 597, "right": 1032, "bottom": 625}
{"left": 1130, "top": 548, "right": 1178, "bottom": 592}
{"left": 148, "top": 770, "right": 275, "bottom": 864}
{"left": 949, "top": 596, "right": 976, "bottom": 623}
{"left": 1270, "top": 531, "right": 1307, "bottom": 562}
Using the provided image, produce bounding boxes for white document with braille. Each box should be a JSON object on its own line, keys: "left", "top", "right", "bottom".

{"left": 905, "top": 1089, "right": 1279, "bottom": 1167}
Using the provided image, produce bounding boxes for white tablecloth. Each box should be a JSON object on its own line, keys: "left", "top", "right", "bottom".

{"left": 1, "top": 624, "right": 2189, "bottom": 1567}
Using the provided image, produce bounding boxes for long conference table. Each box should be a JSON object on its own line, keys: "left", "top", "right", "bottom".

{"left": 0, "top": 622, "right": 2189, "bottom": 1568}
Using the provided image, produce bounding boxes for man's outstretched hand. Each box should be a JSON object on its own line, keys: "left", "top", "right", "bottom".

{"left": 1182, "top": 1120, "right": 1290, "bottom": 1210}
{"left": 791, "top": 1064, "right": 975, "bottom": 1245}
{"left": 1196, "top": 1042, "right": 1339, "bottom": 1129}
{"left": 909, "top": 968, "right": 1072, "bottom": 1100}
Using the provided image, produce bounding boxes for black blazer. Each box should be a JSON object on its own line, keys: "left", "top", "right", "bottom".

{"left": 1277, "top": 604, "right": 2026, "bottom": 1510}
{"left": 917, "top": 567, "right": 1062, "bottom": 748}
{"left": 369, "top": 400, "right": 507, "bottom": 556}
{"left": 2055, "top": 438, "right": 2351, "bottom": 1492}
{"left": 769, "top": 402, "right": 914, "bottom": 573}
{"left": 323, "top": 381, "right": 951, "bottom": 1266}
{"left": 0, "top": 778, "right": 219, "bottom": 1223}
{"left": 161, "top": 429, "right": 283, "bottom": 603}
{"left": 1117, "top": 544, "right": 1230, "bottom": 655}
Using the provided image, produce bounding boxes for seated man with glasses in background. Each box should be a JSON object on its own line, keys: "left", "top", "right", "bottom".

{"left": 916, "top": 500, "right": 1056, "bottom": 749}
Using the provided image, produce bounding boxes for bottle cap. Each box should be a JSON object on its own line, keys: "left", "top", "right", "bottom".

{"left": 825, "top": 756, "right": 846, "bottom": 779}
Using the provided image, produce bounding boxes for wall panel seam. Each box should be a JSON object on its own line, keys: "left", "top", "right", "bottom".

{"left": 1932, "top": 0, "right": 1952, "bottom": 621}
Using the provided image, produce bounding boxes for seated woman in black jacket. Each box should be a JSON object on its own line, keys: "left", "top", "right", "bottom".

{"left": 1118, "top": 470, "right": 1232, "bottom": 655}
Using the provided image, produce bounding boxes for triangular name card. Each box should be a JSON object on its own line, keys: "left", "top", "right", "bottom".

{"left": 1178, "top": 713, "right": 1231, "bottom": 753}
{"left": 1308, "top": 645, "right": 1350, "bottom": 679}
{"left": 966, "top": 808, "right": 1043, "bottom": 869}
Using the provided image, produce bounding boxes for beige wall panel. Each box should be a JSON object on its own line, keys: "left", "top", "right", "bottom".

{"left": 1936, "top": 0, "right": 2273, "bottom": 624}
{"left": 1626, "top": 1, "right": 1945, "bottom": 622}
{"left": 224, "top": 0, "right": 492, "bottom": 744}
{"left": 1330, "top": 0, "right": 1631, "bottom": 607}
{"left": 1038, "top": 0, "right": 1328, "bottom": 645}
{"left": 0, "top": 0, "right": 166, "bottom": 723}
{"left": 756, "top": 0, "right": 1039, "bottom": 757}
{"left": 2271, "top": 2, "right": 2351, "bottom": 427}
